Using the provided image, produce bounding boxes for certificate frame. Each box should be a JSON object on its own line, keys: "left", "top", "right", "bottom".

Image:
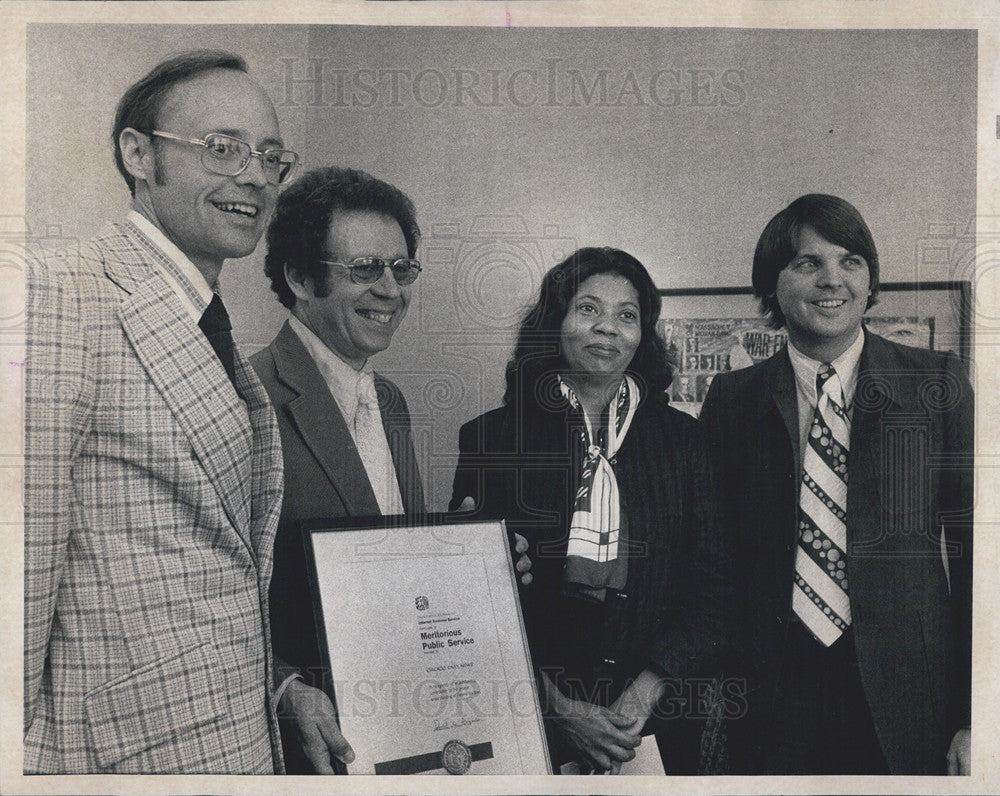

{"left": 301, "top": 513, "right": 552, "bottom": 776}
{"left": 657, "top": 281, "right": 972, "bottom": 415}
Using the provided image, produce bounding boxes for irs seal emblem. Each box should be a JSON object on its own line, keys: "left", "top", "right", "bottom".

{"left": 441, "top": 739, "right": 472, "bottom": 774}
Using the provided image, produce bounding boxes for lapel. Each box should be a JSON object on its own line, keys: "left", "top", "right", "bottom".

{"left": 270, "top": 322, "right": 381, "bottom": 516}
{"left": 376, "top": 374, "right": 426, "bottom": 513}
{"left": 763, "top": 345, "right": 800, "bottom": 470}
{"left": 847, "top": 330, "right": 912, "bottom": 538}
{"left": 759, "top": 348, "right": 802, "bottom": 562}
{"left": 235, "top": 345, "right": 284, "bottom": 557}
{"left": 108, "top": 224, "right": 257, "bottom": 557}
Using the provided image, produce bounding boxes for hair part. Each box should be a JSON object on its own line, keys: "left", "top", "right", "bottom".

{"left": 752, "top": 193, "right": 880, "bottom": 328}
{"left": 503, "top": 246, "right": 672, "bottom": 407}
{"left": 112, "top": 50, "right": 249, "bottom": 196}
{"left": 264, "top": 166, "right": 421, "bottom": 309}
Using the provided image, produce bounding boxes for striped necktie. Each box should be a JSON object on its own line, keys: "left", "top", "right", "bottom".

{"left": 792, "top": 363, "right": 852, "bottom": 646}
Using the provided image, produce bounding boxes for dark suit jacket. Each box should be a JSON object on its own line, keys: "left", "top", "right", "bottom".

{"left": 451, "top": 391, "right": 730, "bottom": 706}
{"left": 250, "top": 320, "right": 425, "bottom": 689}
{"left": 700, "top": 331, "right": 973, "bottom": 774}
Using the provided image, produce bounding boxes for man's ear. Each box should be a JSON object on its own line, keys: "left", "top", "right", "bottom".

{"left": 119, "top": 128, "right": 156, "bottom": 186}
{"left": 284, "top": 262, "right": 315, "bottom": 303}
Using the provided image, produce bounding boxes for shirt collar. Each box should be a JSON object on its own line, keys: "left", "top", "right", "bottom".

{"left": 128, "top": 210, "right": 215, "bottom": 323}
{"left": 288, "top": 315, "right": 374, "bottom": 422}
{"left": 787, "top": 326, "right": 865, "bottom": 407}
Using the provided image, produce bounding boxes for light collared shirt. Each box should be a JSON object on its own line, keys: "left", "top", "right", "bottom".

{"left": 128, "top": 210, "right": 216, "bottom": 323}
{"left": 288, "top": 315, "right": 404, "bottom": 515}
{"left": 787, "top": 326, "right": 865, "bottom": 469}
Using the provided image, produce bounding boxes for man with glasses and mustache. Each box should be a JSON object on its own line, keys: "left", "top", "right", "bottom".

{"left": 252, "top": 166, "right": 530, "bottom": 774}
{"left": 251, "top": 167, "right": 424, "bottom": 774}
{"left": 24, "top": 50, "right": 347, "bottom": 773}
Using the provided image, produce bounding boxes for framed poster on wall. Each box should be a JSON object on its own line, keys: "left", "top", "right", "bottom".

{"left": 658, "top": 281, "right": 972, "bottom": 416}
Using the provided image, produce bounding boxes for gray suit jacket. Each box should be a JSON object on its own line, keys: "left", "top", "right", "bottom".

{"left": 250, "top": 320, "right": 425, "bottom": 684}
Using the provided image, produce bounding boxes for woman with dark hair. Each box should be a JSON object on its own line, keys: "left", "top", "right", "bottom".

{"left": 451, "top": 247, "right": 730, "bottom": 774}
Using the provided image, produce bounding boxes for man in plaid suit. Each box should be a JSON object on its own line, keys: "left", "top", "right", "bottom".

{"left": 24, "top": 51, "right": 349, "bottom": 773}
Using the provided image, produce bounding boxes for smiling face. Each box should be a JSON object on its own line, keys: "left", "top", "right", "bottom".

{"left": 293, "top": 211, "right": 410, "bottom": 370}
{"left": 137, "top": 69, "right": 282, "bottom": 277}
{"left": 775, "top": 224, "right": 871, "bottom": 361}
{"left": 560, "top": 272, "right": 642, "bottom": 383}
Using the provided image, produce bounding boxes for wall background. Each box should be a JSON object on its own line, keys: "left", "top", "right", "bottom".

{"left": 27, "top": 24, "right": 977, "bottom": 510}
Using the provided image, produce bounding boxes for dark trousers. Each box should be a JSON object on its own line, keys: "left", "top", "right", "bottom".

{"left": 765, "top": 621, "right": 889, "bottom": 775}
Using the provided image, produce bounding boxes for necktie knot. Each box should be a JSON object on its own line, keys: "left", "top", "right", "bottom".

{"left": 817, "top": 363, "right": 844, "bottom": 407}
{"left": 199, "top": 293, "right": 232, "bottom": 336}
{"left": 816, "top": 362, "right": 835, "bottom": 390}
{"left": 356, "top": 374, "right": 379, "bottom": 412}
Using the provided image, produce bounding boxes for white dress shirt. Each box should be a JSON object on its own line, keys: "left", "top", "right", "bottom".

{"left": 288, "top": 315, "right": 404, "bottom": 515}
{"left": 128, "top": 210, "right": 215, "bottom": 322}
{"left": 787, "top": 327, "right": 865, "bottom": 470}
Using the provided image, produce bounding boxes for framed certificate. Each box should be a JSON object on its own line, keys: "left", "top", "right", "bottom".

{"left": 302, "top": 514, "right": 552, "bottom": 775}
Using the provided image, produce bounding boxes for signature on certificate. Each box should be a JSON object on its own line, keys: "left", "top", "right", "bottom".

{"left": 433, "top": 716, "right": 483, "bottom": 732}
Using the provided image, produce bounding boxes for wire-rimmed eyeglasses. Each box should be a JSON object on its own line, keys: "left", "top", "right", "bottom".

{"left": 318, "top": 257, "right": 422, "bottom": 286}
{"left": 144, "top": 130, "right": 299, "bottom": 185}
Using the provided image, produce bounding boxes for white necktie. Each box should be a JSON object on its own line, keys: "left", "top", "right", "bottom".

{"left": 792, "top": 363, "right": 852, "bottom": 646}
{"left": 355, "top": 374, "right": 404, "bottom": 515}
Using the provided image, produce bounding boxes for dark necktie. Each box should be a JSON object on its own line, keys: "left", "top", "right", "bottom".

{"left": 792, "top": 363, "right": 851, "bottom": 645}
{"left": 199, "top": 293, "right": 238, "bottom": 390}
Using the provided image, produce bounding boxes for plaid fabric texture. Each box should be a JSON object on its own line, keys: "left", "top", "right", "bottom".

{"left": 24, "top": 222, "right": 284, "bottom": 773}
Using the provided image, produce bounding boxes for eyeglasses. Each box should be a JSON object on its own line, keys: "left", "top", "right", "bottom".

{"left": 318, "top": 257, "right": 422, "bottom": 286}
{"left": 145, "top": 130, "right": 299, "bottom": 185}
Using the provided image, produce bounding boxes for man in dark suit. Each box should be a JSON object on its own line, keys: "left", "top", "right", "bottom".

{"left": 674, "top": 374, "right": 697, "bottom": 403}
{"left": 700, "top": 194, "right": 972, "bottom": 775}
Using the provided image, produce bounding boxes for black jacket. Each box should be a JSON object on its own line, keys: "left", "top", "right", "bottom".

{"left": 700, "top": 332, "right": 973, "bottom": 774}
{"left": 450, "top": 391, "right": 731, "bottom": 707}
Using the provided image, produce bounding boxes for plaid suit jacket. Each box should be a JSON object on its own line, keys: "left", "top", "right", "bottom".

{"left": 24, "top": 221, "right": 285, "bottom": 773}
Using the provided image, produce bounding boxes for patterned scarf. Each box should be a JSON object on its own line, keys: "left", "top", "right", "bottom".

{"left": 559, "top": 374, "right": 640, "bottom": 601}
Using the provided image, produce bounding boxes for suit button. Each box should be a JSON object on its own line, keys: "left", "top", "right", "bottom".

{"left": 603, "top": 658, "right": 616, "bottom": 666}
